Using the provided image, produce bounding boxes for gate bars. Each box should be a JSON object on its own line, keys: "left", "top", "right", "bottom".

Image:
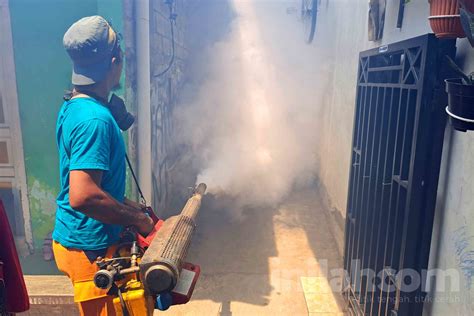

{"left": 343, "top": 35, "right": 455, "bottom": 316}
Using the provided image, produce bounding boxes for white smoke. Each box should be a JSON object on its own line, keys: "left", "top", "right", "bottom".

{"left": 175, "top": 0, "right": 320, "bottom": 209}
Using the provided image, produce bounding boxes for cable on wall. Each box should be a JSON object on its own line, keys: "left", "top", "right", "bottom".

{"left": 154, "top": 0, "right": 177, "bottom": 78}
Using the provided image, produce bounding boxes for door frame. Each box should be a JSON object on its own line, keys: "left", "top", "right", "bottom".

{"left": 0, "top": 0, "right": 33, "bottom": 251}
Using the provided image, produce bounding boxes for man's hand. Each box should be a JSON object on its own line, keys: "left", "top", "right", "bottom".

{"left": 136, "top": 215, "right": 155, "bottom": 236}
{"left": 123, "top": 198, "right": 154, "bottom": 235}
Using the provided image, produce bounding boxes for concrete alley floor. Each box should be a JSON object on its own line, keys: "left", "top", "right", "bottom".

{"left": 166, "top": 188, "right": 346, "bottom": 316}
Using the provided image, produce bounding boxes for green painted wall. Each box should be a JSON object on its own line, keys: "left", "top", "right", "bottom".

{"left": 9, "top": 0, "right": 124, "bottom": 249}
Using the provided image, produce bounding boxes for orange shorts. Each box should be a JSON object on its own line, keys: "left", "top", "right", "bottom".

{"left": 53, "top": 241, "right": 117, "bottom": 315}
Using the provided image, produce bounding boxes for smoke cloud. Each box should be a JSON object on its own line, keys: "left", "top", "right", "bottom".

{"left": 175, "top": 0, "right": 320, "bottom": 210}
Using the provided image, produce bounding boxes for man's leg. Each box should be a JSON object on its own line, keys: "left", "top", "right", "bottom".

{"left": 53, "top": 241, "right": 117, "bottom": 316}
{"left": 78, "top": 296, "right": 115, "bottom": 316}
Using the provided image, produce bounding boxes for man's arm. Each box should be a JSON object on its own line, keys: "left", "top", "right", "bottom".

{"left": 69, "top": 169, "right": 154, "bottom": 235}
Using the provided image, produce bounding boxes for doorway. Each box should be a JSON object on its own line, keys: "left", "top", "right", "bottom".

{"left": 0, "top": 0, "right": 32, "bottom": 253}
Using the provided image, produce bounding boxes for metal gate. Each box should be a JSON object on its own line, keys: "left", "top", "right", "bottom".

{"left": 343, "top": 35, "right": 455, "bottom": 316}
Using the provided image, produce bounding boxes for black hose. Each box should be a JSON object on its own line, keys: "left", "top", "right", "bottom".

{"left": 125, "top": 154, "right": 147, "bottom": 205}
{"left": 118, "top": 287, "right": 130, "bottom": 316}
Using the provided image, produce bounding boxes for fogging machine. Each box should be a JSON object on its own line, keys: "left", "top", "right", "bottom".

{"left": 93, "top": 183, "right": 207, "bottom": 315}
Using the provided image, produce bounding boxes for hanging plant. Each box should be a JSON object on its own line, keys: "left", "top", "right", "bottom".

{"left": 445, "top": 56, "right": 474, "bottom": 132}
{"left": 428, "top": 0, "right": 474, "bottom": 38}
{"left": 459, "top": 0, "right": 474, "bottom": 46}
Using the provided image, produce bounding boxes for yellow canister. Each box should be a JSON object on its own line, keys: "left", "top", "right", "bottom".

{"left": 113, "top": 280, "right": 154, "bottom": 316}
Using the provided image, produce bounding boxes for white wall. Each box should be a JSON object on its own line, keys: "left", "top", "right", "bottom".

{"left": 426, "top": 38, "right": 474, "bottom": 315}
{"left": 311, "top": 0, "right": 474, "bottom": 314}
{"left": 313, "top": 0, "right": 371, "bottom": 216}
{"left": 315, "top": 0, "right": 434, "bottom": 217}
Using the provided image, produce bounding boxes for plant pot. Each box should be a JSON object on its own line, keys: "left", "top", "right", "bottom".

{"left": 445, "top": 78, "right": 474, "bottom": 132}
{"left": 429, "top": 0, "right": 474, "bottom": 38}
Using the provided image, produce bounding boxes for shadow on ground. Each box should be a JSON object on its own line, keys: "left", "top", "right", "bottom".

{"left": 167, "top": 183, "right": 346, "bottom": 315}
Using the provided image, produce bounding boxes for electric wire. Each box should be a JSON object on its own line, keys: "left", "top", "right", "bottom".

{"left": 154, "top": 1, "right": 176, "bottom": 78}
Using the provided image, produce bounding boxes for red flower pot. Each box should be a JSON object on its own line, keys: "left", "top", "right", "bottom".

{"left": 429, "top": 0, "right": 474, "bottom": 38}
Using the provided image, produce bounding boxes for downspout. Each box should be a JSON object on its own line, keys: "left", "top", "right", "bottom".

{"left": 135, "top": 0, "right": 153, "bottom": 204}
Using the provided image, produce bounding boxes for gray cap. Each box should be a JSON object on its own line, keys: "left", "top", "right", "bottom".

{"left": 63, "top": 16, "right": 117, "bottom": 85}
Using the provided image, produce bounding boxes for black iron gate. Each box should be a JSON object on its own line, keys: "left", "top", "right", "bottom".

{"left": 343, "top": 35, "right": 455, "bottom": 316}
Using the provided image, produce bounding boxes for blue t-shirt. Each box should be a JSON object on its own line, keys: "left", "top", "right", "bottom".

{"left": 53, "top": 97, "right": 126, "bottom": 250}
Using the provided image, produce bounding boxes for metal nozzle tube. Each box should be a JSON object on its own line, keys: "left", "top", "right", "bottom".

{"left": 139, "top": 183, "right": 206, "bottom": 295}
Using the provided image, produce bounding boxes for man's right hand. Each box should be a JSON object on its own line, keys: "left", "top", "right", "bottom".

{"left": 135, "top": 215, "right": 155, "bottom": 236}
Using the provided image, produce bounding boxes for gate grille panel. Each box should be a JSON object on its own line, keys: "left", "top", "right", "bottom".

{"left": 343, "top": 35, "right": 455, "bottom": 316}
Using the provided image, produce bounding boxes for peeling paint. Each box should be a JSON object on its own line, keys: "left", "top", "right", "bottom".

{"left": 451, "top": 226, "right": 474, "bottom": 290}
{"left": 29, "top": 179, "right": 56, "bottom": 216}
{"left": 28, "top": 178, "right": 57, "bottom": 247}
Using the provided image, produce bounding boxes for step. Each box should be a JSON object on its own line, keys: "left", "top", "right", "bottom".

{"left": 20, "top": 276, "right": 78, "bottom": 315}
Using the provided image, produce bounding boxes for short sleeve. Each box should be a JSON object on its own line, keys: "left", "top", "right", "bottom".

{"left": 69, "top": 119, "right": 111, "bottom": 171}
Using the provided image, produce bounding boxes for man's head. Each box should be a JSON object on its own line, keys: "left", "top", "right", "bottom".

{"left": 63, "top": 16, "right": 123, "bottom": 92}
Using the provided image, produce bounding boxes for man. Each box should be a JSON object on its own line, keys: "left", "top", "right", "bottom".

{"left": 53, "top": 16, "right": 154, "bottom": 316}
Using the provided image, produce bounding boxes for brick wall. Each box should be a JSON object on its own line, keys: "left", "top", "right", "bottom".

{"left": 124, "top": 0, "right": 189, "bottom": 215}
{"left": 149, "top": 0, "right": 188, "bottom": 214}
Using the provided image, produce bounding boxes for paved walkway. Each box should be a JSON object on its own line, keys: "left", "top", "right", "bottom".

{"left": 167, "top": 188, "right": 346, "bottom": 315}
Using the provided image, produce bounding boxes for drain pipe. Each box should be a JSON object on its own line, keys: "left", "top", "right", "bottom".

{"left": 135, "top": 0, "right": 152, "bottom": 204}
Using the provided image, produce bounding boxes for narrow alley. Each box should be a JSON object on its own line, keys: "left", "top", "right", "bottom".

{"left": 2, "top": 0, "right": 474, "bottom": 315}
{"left": 165, "top": 1, "right": 345, "bottom": 314}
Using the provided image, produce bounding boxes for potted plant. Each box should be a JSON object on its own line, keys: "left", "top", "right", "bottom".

{"left": 429, "top": 0, "right": 474, "bottom": 38}
{"left": 445, "top": 56, "right": 474, "bottom": 132}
